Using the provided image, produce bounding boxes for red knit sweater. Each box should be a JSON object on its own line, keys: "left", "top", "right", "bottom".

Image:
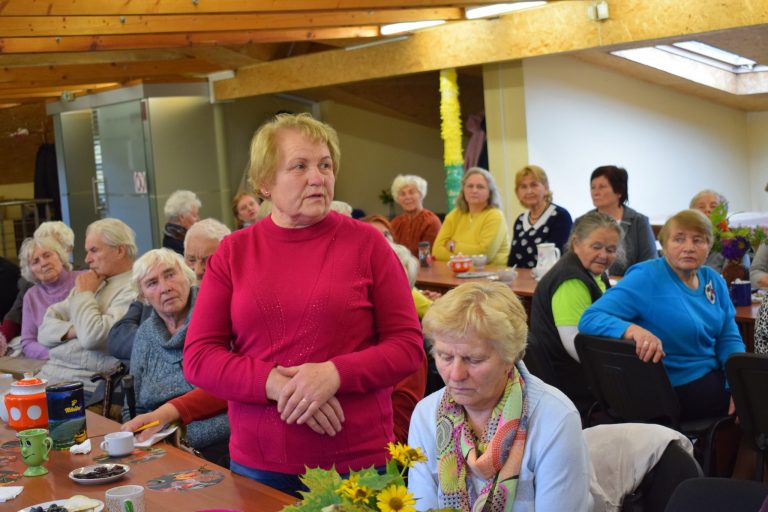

{"left": 184, "top": 212, "right": 424, "bottom": 474}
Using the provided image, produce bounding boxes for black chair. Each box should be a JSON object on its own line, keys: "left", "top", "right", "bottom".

{"left": 575, "top": 334, "right": 733, "bottom": 476}
{"left": 624, "top": 441, "right": 703, "bottom": 512}
{"left": 522, "top": 337, "right": 560, "bottom": 387}
{"left": 664, "top": 477, "right": 768, "bottom": 512}
{"left": 726, "top": 352, "right": 768, "bottom": 481}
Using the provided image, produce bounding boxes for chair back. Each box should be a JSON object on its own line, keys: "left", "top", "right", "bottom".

{"left": 575, "top": 334, "right": 681, "bottom": 427}
{"left": 664, "top": 477, "right": 768, "bottom": 512}
{"left": 726, "top": 352, "right": 768, "bottom": 452}
{"left": 522, "top": 336, "right": 560, "bottom": 387}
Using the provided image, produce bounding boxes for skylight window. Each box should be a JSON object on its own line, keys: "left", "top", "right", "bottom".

{"left": 672, "top": 41, "right": 756, "bottom": 70}
{"left": 465, "top": 2, "right": 547, "bottom": 20}
{"left": 380, "top": 20, "right": 445, "bottom": 36}
{"left": 611, "top": 41, "right": 768, "bottom": 95}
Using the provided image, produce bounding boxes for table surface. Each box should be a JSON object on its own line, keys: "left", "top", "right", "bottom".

{"left": 417, "top": 264, "right": 537, "bottom": 297}
{"left": 0, "top": 357, "right": 47, "bottom": 380}
{"left": 0, "top": 412, "right": 295, "bottom": 512}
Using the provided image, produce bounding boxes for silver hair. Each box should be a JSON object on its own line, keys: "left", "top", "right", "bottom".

{"left": 389, "top": 241, "right": 419, "bottom": 288}
{"left": 455, "top": 167, "right": 503, "bottom": 212}
{"left": 163, "top": 190, "right": 202, "bottom": 221}
{"left": 86, "top": 218, "right": 137, "bottom": 260}
{"left": 391, "top": 174, "right": 428, "bottom": 202}
{"left": 132, "top": 248, "right": 196, "bottom": 298}
{"left": 184, "top": 218, "right": 231, "bottom": 253}
{"left": 34, "top": 221, "right": 75, "bottom": 252}
{"left": 330, "top": 201, "right": 353, "bottom": 216}
{"left": 689, "top": 189, "right": 728, "bottom": 212}
{"left": 18, "top": 236, "right": 72, "bottom": 283}
{"left": 567, "top": 211, "right": 626, "bottom": 267}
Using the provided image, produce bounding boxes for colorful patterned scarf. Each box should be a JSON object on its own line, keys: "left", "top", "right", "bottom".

{"left": 436, "top": 367, "right": 528, "bottom": 512}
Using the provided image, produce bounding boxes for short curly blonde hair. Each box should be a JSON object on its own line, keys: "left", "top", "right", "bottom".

{"left": 248, "top": 113, "right": 341, "bottom": 192}
{"left": 514, "top": 165, "right": 553, "bottom": 206}
{"left": 658, "top": 209, "right": 713, "bottom": 249}
{"left": 422, "top": 281, "right": 528, "bottom": 363}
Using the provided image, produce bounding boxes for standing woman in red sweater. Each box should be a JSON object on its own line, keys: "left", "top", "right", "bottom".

{"left": 183, "top": 113, "right": 424, "bottom": 496}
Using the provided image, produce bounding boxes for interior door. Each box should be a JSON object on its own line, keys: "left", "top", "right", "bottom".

{"left": 53, "top": 111, "right": 99, "bottom": 266}
{"left": 94, "top": 101, "right": 157, "bottom": 255}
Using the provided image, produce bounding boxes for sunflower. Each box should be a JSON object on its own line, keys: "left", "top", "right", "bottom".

{"left": 337, "top": 475, "right": 373, "bottom": 504}
{"left": 387, "top": 442, "right": 428, "bottom": 468}
{"left": 377, "top": 484, "right": 416, "bottom": 512}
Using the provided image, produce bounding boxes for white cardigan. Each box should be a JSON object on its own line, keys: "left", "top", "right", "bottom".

{"left": 37, "top": 270, "right": 135, "bottom": 392}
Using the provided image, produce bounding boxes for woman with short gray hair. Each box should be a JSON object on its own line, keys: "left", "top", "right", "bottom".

{"left": 432, "top": 167, "right": 510, "bottom": 265}
{"left": 128, "top": 248, "right": 230, "bottom": 465}
{"left": 528, "top": 212, "right": 623, "bottom": 415}
{"left": 18, "top": 234, "right": 80, "bottom": 359}
{"left": 162, "top": 190, "right": 201, "bottom": 254}
{"left": 390, "top": 174, "right": 442, "bottom": 256}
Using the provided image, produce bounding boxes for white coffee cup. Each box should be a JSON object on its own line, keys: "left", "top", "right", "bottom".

{"left": 106, "top": 484, "right": 145, "bottom": 512}
{"left": 100, "top": 431, "right": 134, "bottom": 457}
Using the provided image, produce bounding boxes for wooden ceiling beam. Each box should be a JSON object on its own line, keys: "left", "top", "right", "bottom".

{"left": 0, "top": 9, "right": 461, "bottom": 37}
{"left": 0, "top": 83, "right": 111, "bottom": 95}
{"left": 0, "top": 59, "right": 222, "bottom": 86}
{"left": 178, "top": 47, "right": 263, "bottom": 69}
{"left": 0, "top": 49, "right": 185, "bottom": 67}
{"left": 0, "top": 1, "right": 498, "bottom": 16}
{"left": 215, "top": 0, "right": 768, "bottom": 100}
{"left": 0, "top": 26, "right": 380, "bottom": 54}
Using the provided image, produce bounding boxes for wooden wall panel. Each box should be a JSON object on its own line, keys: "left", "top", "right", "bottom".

{"left": 0, "top": 104, "right": 52, "bottom": 186}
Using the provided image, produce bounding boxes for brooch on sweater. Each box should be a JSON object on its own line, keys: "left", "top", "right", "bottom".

{"left": 705, "top": 280, "right": 716, "bottom": 304}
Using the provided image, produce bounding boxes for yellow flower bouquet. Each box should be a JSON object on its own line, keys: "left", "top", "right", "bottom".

{"left": 282, "top": 442, "right": 452, "bottom": 512}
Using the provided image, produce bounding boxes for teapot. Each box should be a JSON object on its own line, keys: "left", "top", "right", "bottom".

{"left": 4, "top": 373, "right": 49, "bottom": 431}
{"left": 532, "top": 243, "right": 561, "bottom": 280}
{"left": 448, "top": 254, "right": 472, "bottom": 274}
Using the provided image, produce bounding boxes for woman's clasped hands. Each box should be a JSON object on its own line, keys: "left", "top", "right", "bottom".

{"left": 267, "top": 361, "right": 345, "bottom": 436}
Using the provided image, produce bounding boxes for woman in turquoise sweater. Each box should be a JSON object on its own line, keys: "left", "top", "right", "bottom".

{"left": 579, "top": 209, "right": 745, "bottom": 421}
{"left": 432, "top": 167, "right": 510, "bottom": 266}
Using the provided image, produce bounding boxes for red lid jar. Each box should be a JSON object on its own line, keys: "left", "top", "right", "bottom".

{"left": 4, "top": 373, "right": 49, "bottom": 431}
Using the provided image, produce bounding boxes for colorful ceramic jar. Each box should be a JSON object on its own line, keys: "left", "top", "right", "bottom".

{"left": 4, "top": 373, "right": 49, "bottom": 431}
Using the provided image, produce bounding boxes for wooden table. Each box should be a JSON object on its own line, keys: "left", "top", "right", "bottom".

{"left": 416, "top": 264, "right": 536, "bottom": 297}
{"left": 1, "top": 412, "right": 295, "bottom": 511}
{"left": 0, "top": 357, "right": 46, "bottom": 380}
{"left": 417, "top": 265, "right": 758, "bottom": 351}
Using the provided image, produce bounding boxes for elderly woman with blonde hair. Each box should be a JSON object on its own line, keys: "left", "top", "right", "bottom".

{"left": 128, "top": 248, "right": 230, "bottom": 464}
{"left": 509, "top": 165, "right": 572, "bottom": 269}
{"left": 432, "top": 168, "right": 510, "bottom": 266}
{"left": 408, "top": 281, "right": 592, "bottom": 511}
{"left": 183, "top": 113, "right": 423, "bottom": 495}
{"left": 580, "top": 209, "right": 744, "bottom": 421}
{"left": 390, "top": 174, "right": 442, "bottom": 256}
{"left": 18, "top": 231, "right": 80, "bottom": 359}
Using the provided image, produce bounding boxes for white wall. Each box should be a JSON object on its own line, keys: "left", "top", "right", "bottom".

{"left": 320, "top": 101, "right": 446, "bottom": 217}
{"left": 747, "top": 112, "right": 768, "bottom": 213}
{"left": 222, "top": 95, "right": 315, "bottom": 195}
{"left": 522, "top": 55, "right": 751, "bottom": 224}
